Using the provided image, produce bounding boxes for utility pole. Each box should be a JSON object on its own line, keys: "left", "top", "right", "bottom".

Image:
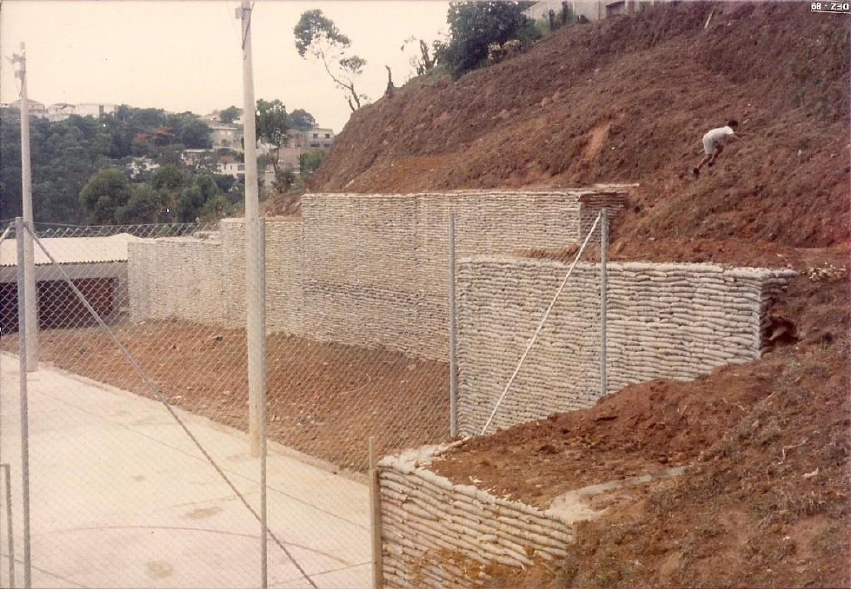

{"left": 238, "top": 0, "right": 265, "bottom": 456}
{"left": 238, "top": 2, "right": 267, "bottom": 586}
{"left": 11, "top": 43, "right": 39, "bottom": 372}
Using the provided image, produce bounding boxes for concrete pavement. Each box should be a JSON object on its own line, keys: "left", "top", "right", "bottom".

{"left": 0, "top": 353, "right": 371, "bottom": 588}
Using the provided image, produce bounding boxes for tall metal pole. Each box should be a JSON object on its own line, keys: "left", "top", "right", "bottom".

{"left": 240, "top": 0, "right": 264, "bottom": 458}
{"left": 239, "top": 2, "right": 267, "bottom": 587}
{"left": 14, "top": 44, "right": 39, "bottom": 372}
{"left": 448, "top": 214, "right": 458, "bottom": 437}
{"left": 600, "top": 208, "right": 608, "bottom": 399}
{"left": 15, "top": 218, "right": 32, "bottom": 589}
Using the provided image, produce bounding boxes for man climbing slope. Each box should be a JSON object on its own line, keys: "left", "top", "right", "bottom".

{"left": 693, "top": 119, "right": 740, "bottom": 177}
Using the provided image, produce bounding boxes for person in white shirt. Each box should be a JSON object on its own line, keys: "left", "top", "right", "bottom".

{"left": 693, "top": 120, "right": 740, "bottom": 177}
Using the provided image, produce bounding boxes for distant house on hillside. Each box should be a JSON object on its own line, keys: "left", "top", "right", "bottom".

{"left": 202, "top": 108, "right": 333, "bottom": 172}
{"left": 209, "top": 122, "right": 244, "bottom": 152}
{"left": 40, "top": 102, "right": 118, "bottom": 122}
{"left": 203, "top": 109, "right": 243, "bottom": 125}
{"left": 9, "top": 98, "right": 48, "bottom": 119}
{"left": 525, "top": 0, "right": 660, "bottom": 22}
{"left": 276, "top": 127, "right": 335, "bottom": 171}
{"left": 74, "top": 103, "right": 118, "bottom": 118}
{"left": 216, "top": 161, "right": 246, "bottom": 178}
{"left": 47, "top": 103, "right": 75, "bottom": 122}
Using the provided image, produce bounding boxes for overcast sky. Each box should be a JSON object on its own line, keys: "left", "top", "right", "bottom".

{"left": 0, "top": 1, "right": 450, "bottom": 132}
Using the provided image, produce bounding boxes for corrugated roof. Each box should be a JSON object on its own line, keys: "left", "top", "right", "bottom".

{"left": 0, "top": 234, "right": 147, "bottom": 267}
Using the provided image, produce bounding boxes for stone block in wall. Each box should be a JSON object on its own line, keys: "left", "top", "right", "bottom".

{"left": 455, "top": 257, "right": 796, "bottom": 436}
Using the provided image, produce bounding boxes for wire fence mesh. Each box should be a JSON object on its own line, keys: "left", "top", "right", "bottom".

{"left": 1, "top": 220, "right": 272, "bottom": 588}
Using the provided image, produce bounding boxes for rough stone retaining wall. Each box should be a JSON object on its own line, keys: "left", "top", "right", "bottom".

{"left": 300, "top": 190, "right": 625, "bottom": 358}
{"left": 128, "top": 237, "right": 224, "bottom": 325}
{"left": 218, "top": 218, "right": 305, "bottom": 334}
{"left": 379, "top": 445, "right": 575, "bottom": 588}
{"left": 456, "top": 257, "right": 797, "bottom": 435}
{"left": 128, "top": 189, "right": 627, "bottom": 359}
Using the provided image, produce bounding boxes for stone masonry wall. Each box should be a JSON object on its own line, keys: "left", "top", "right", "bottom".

{"left": 218, "top": 218, "right": 304, "bottom": 335}
{"left": 128, "top": 189, "right": 627, "bottom": 359}
{"left": 379, "top": 445, "right": 575, "bottom": 588}
{"left": 456, "top": 257, "right": 796, "bottom": 435}
{"left": 128, "top": 238, "right": 224, "bottom": 325}
{"left": 301, "top": 189, "right": 626, "bottom": 358}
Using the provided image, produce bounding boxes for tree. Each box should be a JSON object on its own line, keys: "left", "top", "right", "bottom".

{"left": 116, "top": 184, "right": 166, "bottom": 224}
{"left": 299, "top": 150, "right": 326, "bottom": 175}
{"left": 79, "top": 169, "right": 134, "bottom": 223}
{"left": 294, "top": 9, "right": 369, "bottom": 112}
{"left": 151, "top": 165, "right": 185, "bottom": 218}
{"left": 289, "top": 108, "right": 316, "bottom": 131}
{"left": 151, "top": 165, "right": 184, "bottom": 192}
{"left": 199, "top": 194, "right": 232, "bottom": 221}
{"left": 255, "top": 99, "right": 291, "bottom": 192}
{"left": 166, "top": 112, "right": 211, "bottom": 148}
{"left": 402, "top": 37, "right": 440, "bottom": 77}
{"left": 219, "top": 106, "right": 241, "bottom": 124}
{"left": 275, "top": 168, "right": 297, "bottom": 193}
{"left": 438, "top": 2, "right": 539, "bottom": 78}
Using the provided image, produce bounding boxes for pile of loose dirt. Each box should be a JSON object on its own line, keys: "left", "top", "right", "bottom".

{"left": 430, "top": 254, "right": 850, "bottom": 587}
{"left": 311, "top": 2, "right": 849, "bottom": 249}
{"left": 0, "top": 322, "right": 448, "bottom": 472}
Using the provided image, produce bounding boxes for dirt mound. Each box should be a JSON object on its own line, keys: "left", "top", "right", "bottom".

{"left": 432, "top": 259, "right": 850, "bottom": 587}
{"left": 311, "top": 2, "right": 850, "bottom": 248}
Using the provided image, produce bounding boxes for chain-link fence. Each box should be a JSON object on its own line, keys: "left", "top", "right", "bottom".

{"left": 0, "top": 219, "right": 278, "bottom": 589}
{"left": 0, "top": 191, "right": 617, "bottom": 588}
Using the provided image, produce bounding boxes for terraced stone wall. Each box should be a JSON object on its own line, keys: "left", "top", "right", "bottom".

{"left": 456, "top": 257, "right": 796, "bottom": 435}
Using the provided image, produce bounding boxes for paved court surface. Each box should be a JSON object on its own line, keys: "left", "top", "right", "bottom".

{"left": 0, "top": 353, "right": 370, "bottom": 588}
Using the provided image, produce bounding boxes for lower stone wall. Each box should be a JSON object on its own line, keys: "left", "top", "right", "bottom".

{"left": 456, "top": 257, "right": 796, "bottom": 435}
{"left": 379, "top": 445, "right": 574, "bottom": 588}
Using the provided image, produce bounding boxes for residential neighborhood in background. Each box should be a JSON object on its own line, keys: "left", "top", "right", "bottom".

{"left": 0, "top": 99, "right": 334, "bottom": 224}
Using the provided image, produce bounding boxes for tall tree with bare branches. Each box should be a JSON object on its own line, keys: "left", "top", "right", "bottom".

{"left": 294, "top": 10, "right": 369, "bottom": 112}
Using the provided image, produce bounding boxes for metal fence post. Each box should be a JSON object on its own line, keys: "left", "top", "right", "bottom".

{"left": 369, "top": 437, "right": 384, "bottom": 589}
{"left": 448, "top": 213, "right": 458, "bottom": 437}
{"left": 600, "top": 208, "right": 608, "bottom": 398}
{"left": 2, "top": 464, "right": 15, "bottom": 589}
{"left": 14, "top": 218, "right": 32, "bottom": 588}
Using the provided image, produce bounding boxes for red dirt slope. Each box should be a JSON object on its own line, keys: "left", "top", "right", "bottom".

{"left": 311, "top": 2, "right": 849, "bottom": 248}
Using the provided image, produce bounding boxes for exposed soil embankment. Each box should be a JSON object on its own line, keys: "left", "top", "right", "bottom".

{"left": 311, "top": 2, "right": 849, "bottom": 249}
{"left": 302, "top": 2, "right": 849, "bottom": 585}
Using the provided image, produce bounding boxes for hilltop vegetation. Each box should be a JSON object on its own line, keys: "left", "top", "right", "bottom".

{"left": 0, "top": 106, "right": 224, "bottom": 225}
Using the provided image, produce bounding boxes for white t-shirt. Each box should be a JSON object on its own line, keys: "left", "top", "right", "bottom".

{"left": 704, "top": 126, "right": 735, "bottom": 144}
